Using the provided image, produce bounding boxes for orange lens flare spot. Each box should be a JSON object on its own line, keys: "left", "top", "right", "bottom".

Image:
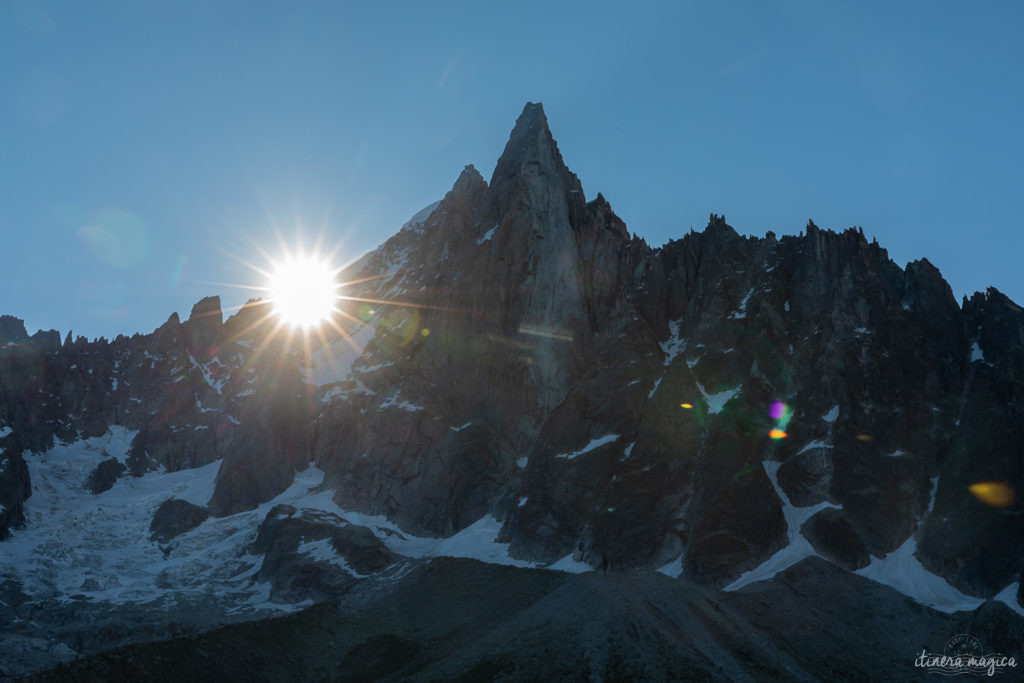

{"left": 679, "top": 403, "right": 693, "bottom": 409}
{"left": 855, "top": 434, "right": 873, "bottom": 442}
{"left": 768, "top": 429, "right": 788, "bottom": 440}
{"left": 968, "top": 482, "right": 1015, "bottom": 508}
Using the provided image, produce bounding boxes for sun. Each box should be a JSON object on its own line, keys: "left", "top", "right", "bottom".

{"left": 267, "top": 254, "right": 339, "bottom": 328}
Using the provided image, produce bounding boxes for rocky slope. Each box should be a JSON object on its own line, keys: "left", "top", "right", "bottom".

{"left": 36, "top": 558, "right": 1024, "bottom": 681}
{"left": 2, "top": 102, "right": 1023, "bottom": 676}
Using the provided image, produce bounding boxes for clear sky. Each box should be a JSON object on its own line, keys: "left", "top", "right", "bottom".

{"left": 2, "top": 1, "right": 1022, "bottom": 340}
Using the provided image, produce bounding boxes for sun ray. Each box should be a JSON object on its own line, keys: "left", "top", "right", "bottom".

{"left": 336, "top": 272, "right": 392, "bottom": 288}
{"left": 324, "top": 312, "right": 371, "bottom": 355}
{"left": 338, "top": 294, "right": 476, "bottom": 316}
{"left": 219, "top": 248, "right": 279, "bottom": 282}
{"left": 195, "top": 281, "right": 272, "bottom": 293}
{"left": 244, "top": 318, "right": 291, "bottom": 368}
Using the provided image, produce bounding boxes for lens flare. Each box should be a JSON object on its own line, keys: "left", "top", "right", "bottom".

{"left": 680, "top": 403, "right": 694, "bottom": 409}
{"left": 968, "top": 482, "right": 1015, "bottom": 508}
{"left": 77, "top": 208, "right": 150, "bottom": 268}
{"left": 855, "top": 434, "right": 873, "bottom": 442}
{"left": 769, "top": 401, "right": 793, "bottom": 429}
{"left": 769, "top": 429, "right": 788, "bottom": 440}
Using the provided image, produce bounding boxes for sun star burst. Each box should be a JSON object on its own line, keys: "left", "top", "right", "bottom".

{"left": 267, "top": 254, "right": 339, "bottom": 328}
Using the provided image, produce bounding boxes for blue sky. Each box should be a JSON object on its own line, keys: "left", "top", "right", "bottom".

{"left": 2, "top": 1, "right": 1022, "bottom": 340}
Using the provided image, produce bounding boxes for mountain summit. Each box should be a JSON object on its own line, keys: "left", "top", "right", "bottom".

{"left": 2, "top": 103, "right": 1023, "bottom": 677}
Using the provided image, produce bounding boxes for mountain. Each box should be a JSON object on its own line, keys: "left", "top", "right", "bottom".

{"left": 2, "top": 103, "right": 1023, "bottom": 678}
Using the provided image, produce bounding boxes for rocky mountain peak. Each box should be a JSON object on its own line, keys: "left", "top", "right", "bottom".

{"left": 499, "top": 101, "right": 553, "bottom": 162}
{"left": 152, "top": 312, "right": 183, "bottom": 352}
{"left": 0, "top": 316, "right": 28, "bottom": 345}
{"left": 438, "top": 164, "right": 488, "bottom": 222}
{"left": 225, "top": 298, "right": 271, "bottom": 341}
{"left": 188, "top": 296, "right": 223, "bottom": 326}
{"left": 703, "top": 213, "right": 738, "bottom": 239}
{"left": 588, "top": 193, "right": 629, "bottom": 241}
{"left": 29, "top": 329, "right": 61, "bottom": 354}
{"left": 184, "top": 296, "right": 224, "bottom": 356}
{"left": 451, "top": 164, "right": 486, "bottom": 195}
{"left": 488, "top": 102, "right": 584, "bottom": 216}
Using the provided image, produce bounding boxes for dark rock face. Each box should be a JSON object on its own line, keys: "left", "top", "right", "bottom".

{"left": 916, "top": 287, "right": 1024, "bottom": 597}
{"left": 0, "top": 432, "right": 31, "bottom": 539}
{"left": 250, "top": 504, "right": 395, "bottom": 602}
{"left": 295, "top": 103, "right": 1024, "bottom": 591}
{"left": 149, "top": 499, "right": 209, "bottom": 543}
{"left": 800, "top": 508, "right": 870, "bottom": 570}
{"left": 1, "top": 102, "right": 1023, "bottom": 601}
{"left": 182, "top": 296, "right": 223, "bottom": 358}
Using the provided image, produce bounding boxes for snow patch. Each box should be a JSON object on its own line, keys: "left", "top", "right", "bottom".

{"left": 796, "top": 440, "right": 832, "bottom": 456}
{"left": 994, "top": 582, "right": 1024, "bottom": 617}
{"left": 854, "top": 538, "right": 984, "bottom": 613}
{"left": 656, "top": 555, "right": 685, "bottom": 578}
{"left": 970, "top": 341, "right": 985, "bottom": 362}
{"left": 357, "top": 361, "right": 394, "bottom": 374}
{"left": 822, "top": 405, "right": 839, "bottom": 423}
{"left": 555, "top": 434, "right": 619, "bottom": 460}
{"left": 516, "top": 457, "right": 528, "bottom": 469}
{"left": 927, "top": 476, "right": 940, "bottom": 513}
{"left": 547, "top": 554, "right": 593, "bottom": 574}
{"left": 622, "top": 442, "right": 635, "bottom": 461}
{"left": 853, "top": 477, "right": 984, "bottom": 613}
{"left": 337, "top": 511, "right": 539, "bottom": 569}
{"left": 696, "top": 381, "right": 741, "bottom": 414}
{"left": 728, "top": 288, "right": 754, "bottom": 319}
{"left": 474, "top": 224, "right": 499, "bottom": 246}
{"left": 187, "top": 355, "right": 227, "bottom": 394}
{"left": 0, "top": 433, "right": 245, "bottom": 607}
{"left": 659, "top": 319, "right": 686, "bottom": 367}
{"left": 400, "top": 200, "right": 441, "bottom": 232}
{"left": 0, "top": 426, "right": 11, "bottom": 438}
{"left": 378, "top": 392, "right": 423, "bottom": 412}
{"left": 296, "top": 538, "right": 369, "bottom": 578}
{"left": 724, "top": 461, "right": 841, "bottom": 591}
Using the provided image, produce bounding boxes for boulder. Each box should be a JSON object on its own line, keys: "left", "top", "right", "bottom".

{"left": 149, "top": 499, "right": 209, "bottom": 543}
{"left": 250, "top": 504, "right": 395, "bottom": 602}
{"left": 85, "top": 458, "right": 126, "bottom": 494}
